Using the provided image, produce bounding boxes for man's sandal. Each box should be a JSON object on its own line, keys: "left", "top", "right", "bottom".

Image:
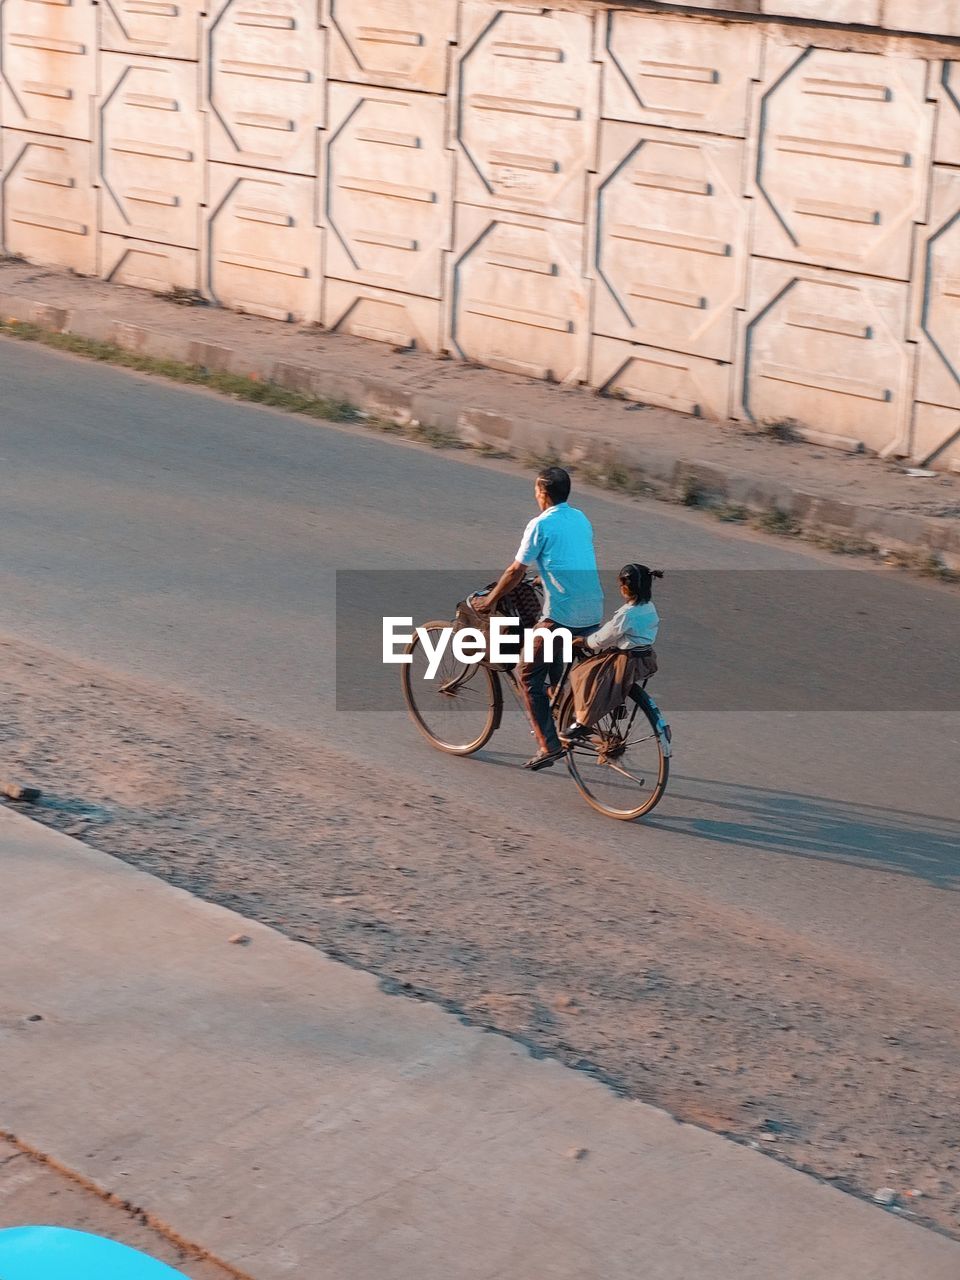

{"left": 523, "top": 746, "right": 567, "bottom": 771}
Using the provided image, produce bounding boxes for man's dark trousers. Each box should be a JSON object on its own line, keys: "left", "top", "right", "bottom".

{"left": 518, "top": 622, "right": 598, "bottom": 753}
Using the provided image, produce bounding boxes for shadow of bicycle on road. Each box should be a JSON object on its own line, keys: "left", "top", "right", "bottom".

{"left": 647, "top": 776, "right": 960, "bottom": 889}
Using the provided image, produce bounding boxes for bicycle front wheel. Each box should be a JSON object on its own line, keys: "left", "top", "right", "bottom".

{"left": 558, "top": 686, "right": 670, "bottom": 820}
{"left": 401, "top": 620, "right": 501, "bottom": 755}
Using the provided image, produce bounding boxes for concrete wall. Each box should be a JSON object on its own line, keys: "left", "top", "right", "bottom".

{"left": 2, "top": 0, "right": 960, "bottom": 470}
{"left": 620, "top": 3, "right": 960, "bottom": 36}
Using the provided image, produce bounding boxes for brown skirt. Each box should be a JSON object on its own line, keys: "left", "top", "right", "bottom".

{"left": 569, "top": 648, "right": 658, "bottom": 727}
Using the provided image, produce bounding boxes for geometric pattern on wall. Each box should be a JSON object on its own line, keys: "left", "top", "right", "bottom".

{"left": 916, "top": 166, "right": 960, "bottom": 413}
{"left": 592, "top": 122, "right": 748, "bottom": 362}
{"left": 933, "top": 60, "right": 960, "bottom": 168}
{"left": 3, "top": 0, "right": 960, "bottom": 466}
{"left": 1, "top": 131, "right": 96, "bottom": 272}
{"left": 752, "top": 42, "right": 933, "bottom": 280}
{"left": 739, "top": 258, "right": 914, "bottom": 457}
{"left": 589, "top": 334, "right": 733, "bottom": 421}
{"left": 100, "top": 0, "right": 202, "bottom": 60}
{"left": 323, "top": 83, "right": 452, "bottom": 299}
{"left": 325, "top": 0, "right": 458, "bottom": 93}
{"left": 599, "top": 9, "right": 761, "bottom": 138}
{"left": 204, "top": 164, "right": 322, "bottom": 321}
{"left": 449, "top": 204, "right": 590, "bottom": 384}
{"left": 322, "top": 278, "right": 443, "bottom": 351}
{"left": 0, "top": 0, "right": 97, "bottom": 139}
{"left": 453, "top": 3, "right": 599, "bottom": 224}
{"left": 99, "top": 54, "right": 203, "bottom": 249}
{"left": 205, "top": 0, "right": 325, "bottom": 175}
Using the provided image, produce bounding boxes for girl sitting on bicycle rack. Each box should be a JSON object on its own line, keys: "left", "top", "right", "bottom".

{"left": 562, "top": 563, "right": 663, "bottom": 743}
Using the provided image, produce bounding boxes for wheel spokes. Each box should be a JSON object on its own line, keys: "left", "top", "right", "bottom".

{"left": 564, "top": 692, "right": 667, "bottom": 818}
{"left": 403, "top": 621, "right": 498, "bottom": 753}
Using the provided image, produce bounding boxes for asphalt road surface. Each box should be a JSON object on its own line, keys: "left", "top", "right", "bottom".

{"left": 2, "top": 337, "right": 958, "bottom": 987}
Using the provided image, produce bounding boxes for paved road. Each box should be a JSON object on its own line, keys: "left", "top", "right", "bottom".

{"left": 1, "top": 336, "right": 959, "bottom": 1002}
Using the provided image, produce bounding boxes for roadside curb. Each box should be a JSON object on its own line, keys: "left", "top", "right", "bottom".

{"left": 3, "top": 286, "right": 958, "bottom": 570}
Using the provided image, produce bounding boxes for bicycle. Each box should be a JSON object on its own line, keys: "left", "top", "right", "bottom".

{"left": 400, "top": 585, "right": 672, "bottom": 821}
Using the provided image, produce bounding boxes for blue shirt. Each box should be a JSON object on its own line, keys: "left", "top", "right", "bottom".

{"left": 516, "top": 503, "right": 604, "bottom": 628}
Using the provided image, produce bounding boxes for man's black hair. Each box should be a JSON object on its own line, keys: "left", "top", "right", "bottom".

{"left": 537, "top": 466, "right": 571, "bottom": 505}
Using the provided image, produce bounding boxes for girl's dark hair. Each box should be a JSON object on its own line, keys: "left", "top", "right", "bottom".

{"left": 618, "top": 563, "right": 664, "bottom": 604}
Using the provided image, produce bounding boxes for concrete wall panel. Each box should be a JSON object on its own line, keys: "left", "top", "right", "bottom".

{"left": 590, "top": 335, "right": 732, "bottom": 420}
{"left": 0, "top": 130, "right": 96, "bottom": 270}
{"left": 761, "top": 1, "right": 881, "bottom": 22}
{"left": 933, "top": 61, "right": 960, "bottom": 167}
{"left": 592, "top": 121, "right": 748, "bottom": 361}
{"left": 99, "top": 0, "right": 202, "bottom": 62}
{"left": 597, "top": 1, "right": 960, "bottom": 33}
{"left": 322, "top": 278, "right": 441, "bottom": 351}
{"left": 752, "top": 43, "right": 932, "bottom": 279}
{"left": 915, "top": 166, "right": 960, "bottom": 411}
{"left": 100, "top": 233, "right": 199, "bottom": 290}
{"left": 0, "top": 0, "right": 96, "bottom": 139}
{"left": 326, "top": 0, "right": 457, "bottom": 93}
{"left": 99, "top": 53, "right": 202, "bottom": 248}
{"left": 206, "top": 0, "right": 323, "bottom": 175}
{"left": 450, "top": 204, "right": 589, "bottom": 384}
{"left": 600, "top": 10, "right": 761, "bottom": 139}
{"left": 912, "top": 402, "right": 960, "bottom": 470}
{"left": 883, "top": 2, "right": 960, "bottom": 38}
{"left": 454, "top": 4, "right": 598, "bottom": 223}
{"left": 205, "top": 164, "right": 321, "bottom": 320}
{"left": 740, "top": 258, "right": 913, "bottom": 454}
{"left": 322, "top": 83, "right": 451, "bottom": 298}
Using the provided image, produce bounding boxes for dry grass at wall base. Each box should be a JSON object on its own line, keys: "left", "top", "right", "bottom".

{"left": 0, "top": 319, "right": 467, "bottom": 450}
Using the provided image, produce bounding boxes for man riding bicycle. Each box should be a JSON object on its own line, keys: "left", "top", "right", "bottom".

{"left": 475, "top": 466, "right": 603, "bottom": 772}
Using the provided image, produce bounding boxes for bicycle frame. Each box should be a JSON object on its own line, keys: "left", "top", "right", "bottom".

{"left": 496, "top": 655, "right": 575, "bottom": 733}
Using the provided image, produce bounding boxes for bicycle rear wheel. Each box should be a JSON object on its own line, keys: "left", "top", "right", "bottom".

{"left": 558, "top": 685, "right": 670, "bottom": 820}
{"left": 401, "top": 620, "right": 501, "bottom": 755}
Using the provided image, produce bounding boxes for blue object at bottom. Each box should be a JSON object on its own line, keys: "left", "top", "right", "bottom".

{"left": 0, "top": 1226, "right": 188, "bottom": 1279}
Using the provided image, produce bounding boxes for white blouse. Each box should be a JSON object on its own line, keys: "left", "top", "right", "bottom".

{"left": 586, "top": 601, "right": 659, "bottom": 652}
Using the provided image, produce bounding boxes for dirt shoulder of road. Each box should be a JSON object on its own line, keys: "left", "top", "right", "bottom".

{"left": 2, "top": 629, "right": 958, "bottom": 1240}
{"left": 1, "top": 260, "right": 958, "bottom": 571}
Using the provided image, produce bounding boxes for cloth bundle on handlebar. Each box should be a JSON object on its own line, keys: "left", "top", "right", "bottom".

{"left": 453, "top": 577, "right": 544, "bottom": 669}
